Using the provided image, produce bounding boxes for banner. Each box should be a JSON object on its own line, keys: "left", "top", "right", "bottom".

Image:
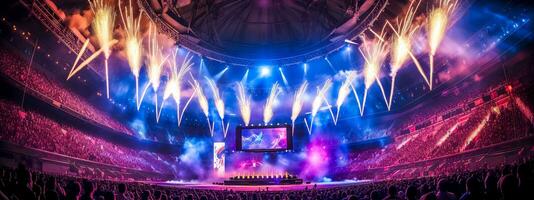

{"left": 213, "top": 142, "right": 225, "bottom": 177}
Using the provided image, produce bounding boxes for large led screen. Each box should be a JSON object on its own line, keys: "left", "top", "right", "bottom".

{"left": 236, "top": 125, "right": 292, "bottom": 152}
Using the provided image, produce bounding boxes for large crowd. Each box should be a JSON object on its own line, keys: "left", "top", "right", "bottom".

{"left": 341, "top": 83, "right": 509, "bottom": 144}
{"left": 0, "top": 157, "right": 532, "bottom": 200}
{"left": 0, "top": 49, "right": 134, "bottom": 137}
{"left": 390, "top": 84, "right": 509, "bottom": 138}
{"left": 345, "top": 95, "right": 533, "bottom": 172}
{"left": 0, "top": 99, "right": 176, "bottom": 175}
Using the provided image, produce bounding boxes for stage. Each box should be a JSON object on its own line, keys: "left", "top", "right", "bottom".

{"left": 154, "top": 180, "right": 372, "bottom": 191}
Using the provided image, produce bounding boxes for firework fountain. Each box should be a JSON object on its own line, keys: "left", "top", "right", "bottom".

{"left": 427, "top": 0, "right": 458, "bottom": 90}
{"left": 386, "top": 0, "right": 427, "bottom": 110}
{"left": 68, "top": 0, "right": 117, "bottom": 99}
{"left": 145, "top": 23, "right": 169, "bottom": 122}
{"left": 236, "top": 82, "right": 251, "bottom": 126}
{"left": 358, "top": 26, "right": 389, "bottom": 116}
{"left": 304, "top": 79, "right": 332, "bottom": 134}
{"left": 207, "top": 78, "right": 229, "bottom": 138}
{"left": 191, "top": 78, "right": 214, "bottom": 136}
{"left": 264, "top": 82, "right": 281, "bottom": 124}
{"left": 160, "top": 50, "right": 195, "bottom": 126}
{"left": 119, "top": 0, "right": 144, "bottom": 109}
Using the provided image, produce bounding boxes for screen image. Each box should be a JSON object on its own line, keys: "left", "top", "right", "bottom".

{"left": 213, "top": 142, "right": 225, "bottom": 177}
{"left": 240, "top": 127, "right": 288, "bottom": 150}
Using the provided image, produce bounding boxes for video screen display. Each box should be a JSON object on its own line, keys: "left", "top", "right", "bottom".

{"left": 236, "top": 126, "right": 292, "bottom": 151}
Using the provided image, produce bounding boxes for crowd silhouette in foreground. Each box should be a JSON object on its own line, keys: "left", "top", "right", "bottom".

{"left": 0, "top": 158, "right": 533, "bottom": 200}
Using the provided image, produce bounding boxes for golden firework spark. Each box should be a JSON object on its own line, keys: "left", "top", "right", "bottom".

{"left": 291, "top": 81, "right": 308, "bottom": 133}
{"left": 206, "top": 77, "right": 229, "bottom": 138}
{"left": 119, "top": 0, "right": 144, "bottom": 108}
{"left": 163, "top": 51, "right": 194, "bottom": 103}
{"left": 264, "top": 82, "right": 281, "bottom": 124}
{"left": 335, "top": 71, "right": 357, "bottom": 123}
{"left": 146, "top": 22, "right": 169, "bottom": 122}
{"left": 146, "top": 23, "right": 167, "bottom": 92}
{"left": 388, "top": 0, "right": 422, "bottom": 76}
{"left": 427, "top": 0, "right": 458, "bottom": 90}
{"left": 358, "top": 26, "right": 389, "bottom": 115}
{"left": 386, "top": 0, "right": 428, "bottom": 110}
{"left": 190, "top": 78, "right": 214, "bottom": 136}
{"left": 161, "top": 50, "right": 194, "bottom": 126}
{"left": 236, "top": 82, "right": 251, "bottom": 126}
{"left": 91, "top": 0, "right": 115, "bottom": 98}
{"left": 206, "top": 78, "right": 224, "bottom": 120}
{"left": 68, "top": 0, "right": 117, "bottom": 99}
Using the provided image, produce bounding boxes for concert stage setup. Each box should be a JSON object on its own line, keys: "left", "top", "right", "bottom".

{"left": 156, "top": 180, "right": 370, "bottom": 191}
{"left": 1, "top": 0, "right": 534, "bottom": 199}
{"left": 223, "top": 174, "right": 303, "bottom": 186}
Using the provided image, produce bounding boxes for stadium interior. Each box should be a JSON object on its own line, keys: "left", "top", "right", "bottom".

{"left": 0, "top": 0, "right": 533, "bottom": 199}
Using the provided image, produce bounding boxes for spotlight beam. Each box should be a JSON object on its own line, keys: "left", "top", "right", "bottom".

{"left": 214, "top": 66, "right": 229, "bottom": 81}
{"left": 278, "top": 68, "right": 289, "bottom": 87}
{"left": 324, "top": 57, "right": 337, "bottom": 72}
{"left": 344, "top": 39, "right": 359, "bottom": 45}
{"left": 241, "top": 69, "right": 249, "bottom": 83}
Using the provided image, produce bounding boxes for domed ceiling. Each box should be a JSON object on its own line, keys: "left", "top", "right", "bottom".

{"left": 140, "top": 0, "right": 388, "bottom": 65}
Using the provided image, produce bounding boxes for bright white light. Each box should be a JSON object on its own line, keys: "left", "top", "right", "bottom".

{"left": 213, "top": 66, "right": 229, "bottom": 80}
{"left": 260, "top": 66, "right": 271, "bottom": 77}
{"left": 279, "top": 67, "right": 289, "bottom": 86}
{"left": 303, "top": 63, "right": 308, "bottom": 74}
{"left": 344, "top": 39, "right": 358, "bottom": 45}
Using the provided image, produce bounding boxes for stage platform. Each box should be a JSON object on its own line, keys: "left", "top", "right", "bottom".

{"left": 153, "top": 180, "right": 371, "bottom": 191}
